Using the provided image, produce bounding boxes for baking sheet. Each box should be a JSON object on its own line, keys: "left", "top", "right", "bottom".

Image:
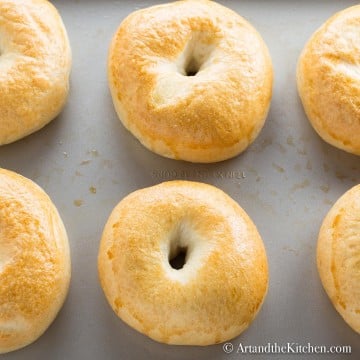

{"left": 1, "top": 0, "right": 360, "bottom": 359}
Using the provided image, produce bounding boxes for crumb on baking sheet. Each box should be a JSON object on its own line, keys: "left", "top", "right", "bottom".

{"left": 89, "top": 186, "right": 97, "bottom": 194}
{"left": 74, "top": 199, "right": 83, "bottom": 207}
{"left": 88, "top": 149, "right": 99, "bottom": 157}
{"left": 250, "top": 137, "right": 272, "bottom": 153}
{"left": 272, "top": 162, "right": 285, "bottom": 173}
{"left": 335, "top": 171, "right": 348, "bottom": 181}
{"left": 297, "top": 147, "right": 307, "bottom": 156}
{"left": 290, "top": 179, "right": 310, "bottom": 193}
{"left": 287, "top": 136, "right": 294, "bottom": 146}
{"left": 282, "top": 245, "right": 299, "bottom": 255}
{"left": 320, "top": 185, "right": 329, "bottom": 193}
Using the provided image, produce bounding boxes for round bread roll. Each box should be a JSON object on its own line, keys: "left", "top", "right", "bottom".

{"left": 0, "top": 0, "right": 71, "bottom": 145}
{"left": 297, "top": 5, "right": 360, "bottom": 155}
{"left": 317, "top": 184, "right": 360, "bottom": 334}
{"left": 0, "top": 168, "right": 71, "bottom": 353}
{"left": 108, "top": 0, "right": 273, "bottom": 163}
{"left": 98, "top": 181, "right": 268, "bottom": 345}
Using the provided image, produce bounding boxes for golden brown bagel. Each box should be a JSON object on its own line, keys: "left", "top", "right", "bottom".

{"left": 108, "top": 0, "right": 273, "bottom": 163}
{"left": 98, "top": 181, "right": 268, "bottom": 345}
{"left": 317, "top": 184, "right": 360, "bottom": 334}
{"left": 297, "top": 5, "right": 360, "bottom": 155}
{"left": 0, "top": 168, "right": 71, "bottom": 353}
{"left": 0, "top": 0, "right": 71, "bottom": 145}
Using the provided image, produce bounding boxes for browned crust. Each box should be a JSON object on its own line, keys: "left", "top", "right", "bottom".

{"left": 297, "top": 5, "right": 360, "bottom": 155}
{"left": 98, "top": 181, "right": 268, "bottom": 345}
{"left": 108, "top": 0, "right": 273, "bottom": 162}
{"left": 0, "top": 168, "right": 71, "bottom": 353}
{"left": 0, "top": 0, "right": 71, "bottom": 145}
{"left": 317, "top": 184, "right": 360, "bottom": 333}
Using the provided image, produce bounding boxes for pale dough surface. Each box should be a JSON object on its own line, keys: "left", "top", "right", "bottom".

{"left": 0, "top": 0, "right": 71, "bottom": 145}
{"left": 98, "top": 181, "right": 268, "bottom": 345}
{"left": 297, "top": 5, "right": 360, "bottom": 155}
{"left": 317, "top": 184, "right": 360, "bottom": 334}
{"left": 0, "top": 168, "right": 71, "bottom": 353}
{"left": 108, "top": 0, "right": 273, "bottom": 162}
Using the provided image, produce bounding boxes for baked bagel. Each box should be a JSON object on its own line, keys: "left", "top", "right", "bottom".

{"left": 297, "top": 5, "right": 360, "bottom": 155}
{"left": 108, "top": 0, "right": 273, "bottom": 163}
{"left": 98, "top": 181, "right": 268, "bottom": 345}
{"left": 317, "top": 184, "right": 360, "bottom": 334}
{"left": 0, "top": 0, "right": 71, "bottom": 145}
{"left": 0, "top": 168, "right": 71, "bottom": 353}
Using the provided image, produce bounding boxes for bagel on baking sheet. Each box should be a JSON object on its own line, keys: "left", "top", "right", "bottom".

{"left": 108, "top": 0, "right": 273, "bottom": 163}
{"left": 0, "top": 0, "right": 71, "bottom": 145}
{"left": 297, "top": 5, "right": 360, "bottom": 155}
{"left": 98, "top": 181, "right": 268, "bottom": 345}
{"left": 317, "top": 184, "right": 360, "bottom": 334}
{"left": 0, "top": 168, "right": 71, "bottom": 353}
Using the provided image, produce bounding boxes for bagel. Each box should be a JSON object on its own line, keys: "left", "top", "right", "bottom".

{"left": 108, "top": 0, "right": 273, "bottom": 163}
{"left": 0, "top": 168, "right": 71, "bottom": 353}
{"left": 0, "top": 0, "right": 71, "bottom": 145}
{"left": 317, "top": 184, "right": 360, "bottom": 334}
{"left": 98, "top": 181, "right": 268, "bottom": 345}
{"left": 297, "top": 5, "right": 360, "bottom": 155}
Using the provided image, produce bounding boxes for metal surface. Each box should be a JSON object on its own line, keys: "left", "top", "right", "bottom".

{"left": 1, "top": 1, "right": 359, "bottom": 359}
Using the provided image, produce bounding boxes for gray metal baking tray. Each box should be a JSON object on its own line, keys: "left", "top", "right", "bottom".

{"left": 1, "top": 0, "right": 359, "bottom": 359}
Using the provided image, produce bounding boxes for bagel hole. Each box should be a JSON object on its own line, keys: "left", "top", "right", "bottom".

{"left": 184, "top": 57, "right": 200, "bottom": 76}
{"left": 180, "top": 34, "right": 216, "bottom": 77}
{"left": 169, "top": 246, "right": 188, "bottom": 270}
